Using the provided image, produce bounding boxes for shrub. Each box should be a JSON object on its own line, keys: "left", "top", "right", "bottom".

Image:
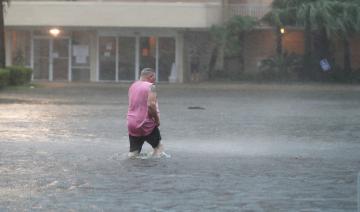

{"left": 258, "top": 53, "right": 302, "bottom": 81}
{"left": 0, "top": 68, "right": 10, "bottom": 88}
{"left": 7, "top": 66, "right": 32, "bottom": 86}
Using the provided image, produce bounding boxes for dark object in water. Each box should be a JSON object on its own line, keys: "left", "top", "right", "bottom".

{"left": 187, "top": 106, "right": 205, "bottom": 110}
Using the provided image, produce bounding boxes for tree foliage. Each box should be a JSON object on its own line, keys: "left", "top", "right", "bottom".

{"left": 209, "top": 15, "right": 257, "bottom": 78}
{"left": 211, "top": 15, "right": 257, "bottom": 56}
{"left": 266, "top": 0, "right": 360, "bottom": 79}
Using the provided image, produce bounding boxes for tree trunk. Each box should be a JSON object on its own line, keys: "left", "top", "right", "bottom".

{"left": 238, "top": 32, "right": 245, "bottom": 73}
{"left": 0, "top": 1, "right": 6, "bottom": 68}
{"left": 302, "top": 7, "right": 312, "bottom": 78}
{"left": 214, "top": 41, "right": 225, "bottom": 72}
{"left": 275, "top": 26, "right": 283, "bottom": 57}
{"left": 303, "top": 6, "right": 312, "bottom": 78}
{"left": 313, "top": 28, "right": 330, "bottom": 61}
{"left": 208, "top": 46, "right": 218, "bottom": 80}
{"left": 343, "top": 37, "right": 352, "bottom": 74}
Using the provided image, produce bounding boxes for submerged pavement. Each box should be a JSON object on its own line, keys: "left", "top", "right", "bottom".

{"left": 0, "top": 82, "right": 360, "bottom": 211}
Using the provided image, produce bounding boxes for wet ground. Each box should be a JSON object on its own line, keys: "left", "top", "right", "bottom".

{"left": 0, "top": 82, "right": 360, "bottom": 211}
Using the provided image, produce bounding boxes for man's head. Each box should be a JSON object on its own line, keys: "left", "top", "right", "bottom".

{"left": 140, "top": 68, "right": 156, "bottom": 83}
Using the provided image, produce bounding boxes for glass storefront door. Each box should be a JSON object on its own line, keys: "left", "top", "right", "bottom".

{"left": 52, "top": 38, "right": 69, "bottom": 81}
{"left": 30, "top": 32, "right": 177, "bottom": 82}
{"left": 158, "top": 37, "right": 175, "bottom": 82}
{"left": 98, "top": 35, "right": 176, "bottom": 82}
{"left": 99, "top": 37, "right": 116, "bottom": 81}
{"left": 139, "top": 37, "right": 156, "bottom": 72}
{"left": 118, "top": 37, "right": 135, "bottom": 81}
{"left": 33, "top": 38, "right": 50, "bottom": 80}
{"left": 71, "top": 31, "right": 91, "bottom": 81}
{"left": 139, "top": 36, "right": 175, "bottom": 82}
{"left": 33, "top": 38, "right": 69, "bottom": 81}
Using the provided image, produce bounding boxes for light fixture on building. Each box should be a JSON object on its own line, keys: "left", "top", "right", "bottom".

{"left": 49, "top": 28, "right": 60, "bottom": 37}
{"left": 280, "top": 28, "right": 285, "bottom": 34}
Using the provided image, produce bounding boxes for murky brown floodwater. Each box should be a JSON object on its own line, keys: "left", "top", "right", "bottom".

{"left": 0, "top": 82, "right": 360, "bottom": 211}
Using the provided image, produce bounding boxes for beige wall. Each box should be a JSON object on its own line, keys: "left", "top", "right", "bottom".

{"left": 229, "top": 0, "right": 272, "bottom": 4}
{"left": 5, "top": 2, "right": 222, "bottom": 28}
{"left": 10, "top": 0, "right": 222, "bottom": 2}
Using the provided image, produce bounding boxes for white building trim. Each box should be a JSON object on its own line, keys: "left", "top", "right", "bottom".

{"left": 5, "top": 2, "right": 222, "bottom": 29}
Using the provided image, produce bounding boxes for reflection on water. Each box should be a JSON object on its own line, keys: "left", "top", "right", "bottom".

{"left": 0, "top": 103, "right": 104, "bottom": 142}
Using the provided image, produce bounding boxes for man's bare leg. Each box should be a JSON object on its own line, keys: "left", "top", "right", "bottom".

{"left": 128, "top": 151, "right": 140, "bottom": 158}
{"left": 152, "top": 143, "right": 164, "bottom": 157}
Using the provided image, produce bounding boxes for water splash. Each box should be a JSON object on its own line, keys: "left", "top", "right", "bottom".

{"left": 130, "top": 151, "right": 171, "bottom": 160}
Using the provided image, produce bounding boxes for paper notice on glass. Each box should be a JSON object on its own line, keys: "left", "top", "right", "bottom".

{"left": 76, "top": 56, "right": 87, "bottom": 64}
{"left": 52, "top": 52, "right": 59, "bottom": 58}
{"left": 106, "top": 43, "right": 112, "bottom": 50}
{"left": 73, "top": 45, "right": 89, "bottom": 57}
{"left": 73, "top": 45, "right": 89, "bottom": 64}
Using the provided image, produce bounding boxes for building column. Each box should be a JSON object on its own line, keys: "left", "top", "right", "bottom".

{"left": 89, "top": 31, "right": 98, "bottom": 82}
{"left": 222, "top": 0, "right": 229, "bottom": 23}
{"left": 175, "top": 31, "right": 184, "bottom": 83}
{"left": 5, "top": 31, "right": 12, "bottom": 66}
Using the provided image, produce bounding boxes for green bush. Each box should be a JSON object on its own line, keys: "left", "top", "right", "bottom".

{"left": 258, "top": 53, "right": 302, "bottom": 81}
{"left": 7, "top": 66, "right": 32, "bottom": 86}
{"left": 0, "top": 68, "right": 10, "bottom": 88}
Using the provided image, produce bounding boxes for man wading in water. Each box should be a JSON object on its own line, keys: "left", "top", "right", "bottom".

{"left": 127, "top": 68, "right": 164, "bottom": 158}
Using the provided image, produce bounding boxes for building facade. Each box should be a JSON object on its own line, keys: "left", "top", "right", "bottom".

{"left": 4, "top": 0, "right": 271, "bottom": 83}
{"left": 7, "top": 1, "right": 358, "bottom": 83}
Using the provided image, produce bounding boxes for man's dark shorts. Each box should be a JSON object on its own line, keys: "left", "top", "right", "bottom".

{"left": 129, "top": 127, "right": 161, "bottom": 153}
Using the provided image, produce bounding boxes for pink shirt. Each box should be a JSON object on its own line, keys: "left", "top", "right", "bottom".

{"left": 127, "top": 80, "right": 158, "bottom": 136}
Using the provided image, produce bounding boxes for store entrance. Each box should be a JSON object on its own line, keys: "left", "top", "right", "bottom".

{"left": 33, "top": 38, "right": 70, "bottom": 81}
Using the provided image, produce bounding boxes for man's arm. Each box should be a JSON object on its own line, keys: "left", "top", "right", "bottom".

{"left": 148, "top": 85, "right": 160, "bottom": 126}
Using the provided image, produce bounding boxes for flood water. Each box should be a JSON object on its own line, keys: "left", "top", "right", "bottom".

{"left": 0, "top": 82, "right": 360, "bottom": 211}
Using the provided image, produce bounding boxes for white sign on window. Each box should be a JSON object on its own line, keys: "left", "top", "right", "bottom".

{"left": 106, "top": 43, "right": 112, "bottom": 50}
{"left": 76, "top": 56, "right": 87, "bottom": 64}
{"left": 73, "top": 45, "right": 89, "bottom": 64}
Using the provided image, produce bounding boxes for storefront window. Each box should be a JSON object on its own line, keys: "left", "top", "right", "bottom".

{"left": 33, "top": 38, "right": 50, "bottom": 80}
{"left": 158, "top": 37, "right": 175, "bottom": 82}
{"left": 140, "top": 37, "right": 156, "bottom": 71}
{"left": 96, "top": 35, "right": 176, "bottom": 82}
{"left": 72, "top": 31, "right": 91, "bottom": 81}
{"left": 11, "top": 31, "right": 31, "bottom": 67}
{"left": 99, "top": 36, "right": 116, "bottom": 81}
{"left": 118, "top": 37, "right": 135, "bottom": 81}
{"left": 52, "top": 38, "right": 69, "bottom": 81}
{"left": 33, "top": 29, "right": 70, "bottom": 37}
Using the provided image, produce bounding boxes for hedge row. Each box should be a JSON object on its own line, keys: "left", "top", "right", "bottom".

{"left": 0, "top": 68, "right": 10, "bottom": 88}
{"left": 0, "top": 66, "right": 32, "bottom": 88}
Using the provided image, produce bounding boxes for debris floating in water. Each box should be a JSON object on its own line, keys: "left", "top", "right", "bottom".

{"left": 187, "top": 106, "right": 205, "bottom": 110}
